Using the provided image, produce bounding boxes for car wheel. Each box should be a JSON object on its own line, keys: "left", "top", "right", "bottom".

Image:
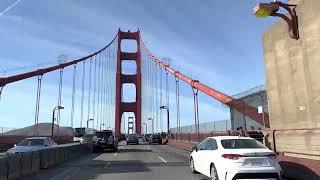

{"left": 190, "top": 157, "right": 197, "bottom": 174}
{"left": 210, "top": 163, "right": 219, "bottom": 180}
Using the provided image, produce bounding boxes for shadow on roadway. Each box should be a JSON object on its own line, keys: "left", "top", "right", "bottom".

{"left": 279, "top": 161, "right": 319, "bottom": 180}
{"left": 73, "top": 160, "right": 188, "bottom": 179}
{"left": 118, "top": 148, "right": 152, "bottom": 153}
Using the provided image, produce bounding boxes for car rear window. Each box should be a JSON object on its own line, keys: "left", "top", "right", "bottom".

{"left": 128, "top": 134, "right": 137, "bottom": 138}
{"left": 152, "top": 135, "right": 160, "bottom": 139}
{"left": 221, "top": 139, "right": 266, "bottom": 149}
{"left": 95, "top": 131, "right": 113, "bottom": 138}
{"left": 18, "top": 139, "right": 44, "bottom": 146}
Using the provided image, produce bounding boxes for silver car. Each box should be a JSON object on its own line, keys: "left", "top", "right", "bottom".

{"left": 6, "top": 137, "right": 57, "bottom": 155}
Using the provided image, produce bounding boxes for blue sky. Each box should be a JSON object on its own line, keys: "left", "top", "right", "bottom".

{"left": 0, "top": 0, "right": 277, "bottom": 132}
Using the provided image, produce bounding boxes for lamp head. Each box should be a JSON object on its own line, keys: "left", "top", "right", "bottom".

{"left": 254, "top": 3, "right": 279, "bottom": 18}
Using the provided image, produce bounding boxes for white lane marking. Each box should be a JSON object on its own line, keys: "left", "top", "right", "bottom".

{"left": 114, "top": 153, "right": 118, "bottom": 157}
{"left": 158, "top": 156, "right": 167, "bottom": 163}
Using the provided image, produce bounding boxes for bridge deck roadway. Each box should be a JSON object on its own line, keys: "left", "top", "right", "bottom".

{"left": 24, "top": 141, "right": 209, "bottom": 180}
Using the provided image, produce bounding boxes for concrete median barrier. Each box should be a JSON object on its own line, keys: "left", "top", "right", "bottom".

{"left": 2, "top": 143, "right": 89, "bottom": 179}
{"left": 31, "top": 151, "right": 40, "bottom": 174}
{"left": 7, "top": 154, "right": 22, "bottom": 179}
{"left": 20, "top": 152, "right": 33, "bottom": 176}
{"left": 0, "top": 157, "right": 8, "bottom": 180}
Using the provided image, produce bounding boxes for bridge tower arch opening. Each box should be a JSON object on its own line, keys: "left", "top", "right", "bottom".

{"left": 115, "top": 29, "right": 141, "bottom": 136}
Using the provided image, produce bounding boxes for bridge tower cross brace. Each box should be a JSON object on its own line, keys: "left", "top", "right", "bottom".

{"left": 115, "top": 30, "right": 142, "bottom": 136}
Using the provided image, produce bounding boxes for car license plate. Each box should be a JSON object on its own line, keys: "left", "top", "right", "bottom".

{"left": 250, "top": 159, "right": 269, "bottom": 167}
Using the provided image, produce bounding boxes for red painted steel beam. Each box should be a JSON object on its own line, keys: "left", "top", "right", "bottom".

{"left": 141, "top": 42, "right": 270, "bottom": 128}
{"left": 0, "top": 35, "right": 117, "bottom": 87}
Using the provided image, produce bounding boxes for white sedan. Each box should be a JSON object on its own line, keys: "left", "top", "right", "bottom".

{"left": 189, "top": 136, "right": 282, "bottom": 180}
{"left": 6, "top": 137, "right": 57, "bottom": 155}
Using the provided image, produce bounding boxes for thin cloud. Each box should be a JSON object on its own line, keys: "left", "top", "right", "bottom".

{"left": 0, "top": 0, "right": 22, "bottom": 17}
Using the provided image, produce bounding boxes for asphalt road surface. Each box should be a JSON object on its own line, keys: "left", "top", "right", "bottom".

{"left": 25, "top": 141, "right": 210, "bottom": 180}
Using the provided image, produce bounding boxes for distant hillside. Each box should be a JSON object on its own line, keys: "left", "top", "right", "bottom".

{"left": 4, "top": 123, "right": 74, "bottom": 136}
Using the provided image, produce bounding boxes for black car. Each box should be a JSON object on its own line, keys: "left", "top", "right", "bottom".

{"left": 149, "top": 134, "right": 162, "bottom": 144}
{"left": 126, "top": 134, "right": 139, "bottom": 145}
{"left": 144, "top": 134, "right": 152, "bottom": 142}
{"left": 119, "top": 133, "right": 126, "bottom": 141}
{"left": 92, "top": 130, "right": 118, "bottom": 152}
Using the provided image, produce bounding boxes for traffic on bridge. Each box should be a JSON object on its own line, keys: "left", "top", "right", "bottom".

{"left": 0, "top": 0, "right": 319, "bottom": 180}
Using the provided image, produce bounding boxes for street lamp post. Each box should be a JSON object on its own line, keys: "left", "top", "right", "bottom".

{"left": 148, "top": 117, "right": 153, "bottom": 134}
{"left": 87, "top": 118, "right": 94, "bottom": 128}
{"left": 160, "top": 106, "right": 170, "bottom": 134}
{"left": 143, "top": 123, "right": 147, "bottom": 134}
{"left": 51, "top": 106, "right": 64, "bottom": 138}
{"left": 254, "top": 1, "right": 299, "bottom": 40}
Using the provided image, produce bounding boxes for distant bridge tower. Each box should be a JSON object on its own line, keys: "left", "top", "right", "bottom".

{"left": 115, "top": 30, "right": 142, "bottom": 136}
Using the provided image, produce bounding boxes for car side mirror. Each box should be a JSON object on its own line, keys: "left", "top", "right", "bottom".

{"left": 192, "top": 145, "right": 198, "bottom": 152}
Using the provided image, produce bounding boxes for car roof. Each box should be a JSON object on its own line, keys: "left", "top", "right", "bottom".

{"left": 206, "top": 136, "right": 253, "bottom": 141}
{"left": 26, "top": 137, "right": 48, "bottom": 140}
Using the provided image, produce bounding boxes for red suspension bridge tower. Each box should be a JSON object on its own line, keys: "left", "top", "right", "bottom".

{"left": 115, "top": 30, "right": 142, "bottom": 136}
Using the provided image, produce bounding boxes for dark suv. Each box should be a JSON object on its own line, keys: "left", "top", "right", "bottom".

{"left": 92, "top": 130, "right": 118, "bottom": 152}
{"left": 149, "top": 134, "right": 162, "bottom": 144}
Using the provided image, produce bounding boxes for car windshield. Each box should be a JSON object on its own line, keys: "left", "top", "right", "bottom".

{"left": 95, "top": 132, "right": 113, "bottom": 138}
{"left": 17, "top": 139, "right": 45, "bottom": 146}
{"left": 221, "top": 139, "right": 266, "bottom": 149}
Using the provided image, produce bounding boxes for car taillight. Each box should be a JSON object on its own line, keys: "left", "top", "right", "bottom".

{"left": 267, "top": 154, "right": 277, "bottom": 159}
{"left": 222, "top": 154, "right": 242, "bottom": 160}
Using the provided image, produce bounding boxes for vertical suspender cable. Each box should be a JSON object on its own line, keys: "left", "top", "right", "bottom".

{"left": 87, "top": 57, "right": 92, "bottom": 128}
{"left": 155, "top": 63, "right": 159, "bottom": 133}
{"left": 96, "top": 54, "right": 101, "bottom": 129}
{"left": 160, "top": 67, "right": 163, "bottom": 132}
{"left": 107, "top": 49, "right": 111, "bottom": 128}
{"left": 80, "top": 61, "right": 86, "bottom": 127}
{"left": 165, "top": 70, "right": 169, "bottom": 133}
{"left": 34, "top": 75, "right": 43, "bottom": 136}
{"left": 175, "top": 77, "right": 180, "bottom": 133}
{"left": 152, "top": 61, "right": 155, "bottom": 133}
{"left": 103, "top": 50, "right": 107, "bottom": 127}
{"left": 100, "top": 54, "right": 104, "bottom": 128}
{"left": 92, "top": 56, "right": 97, "bottom": 129}
{"left": 70, "top": 65, "right": 77, "bottom": 128}
{"left": 57, "top": 68, "right": 63, "bottom": 136}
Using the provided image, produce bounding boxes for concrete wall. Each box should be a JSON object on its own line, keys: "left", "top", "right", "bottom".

{"left": 263, "top": 0, "right": 320, "bottom": 129}
{"left": 263, "top": 0, "right": 320, "bottom": 164}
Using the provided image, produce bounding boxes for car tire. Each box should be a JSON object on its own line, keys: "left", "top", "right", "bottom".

{"left": 190, "top": 157, "right": 198, "bottom": 174}
{"left": 210, "top": 163, "right": 219, "bottom": 180}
